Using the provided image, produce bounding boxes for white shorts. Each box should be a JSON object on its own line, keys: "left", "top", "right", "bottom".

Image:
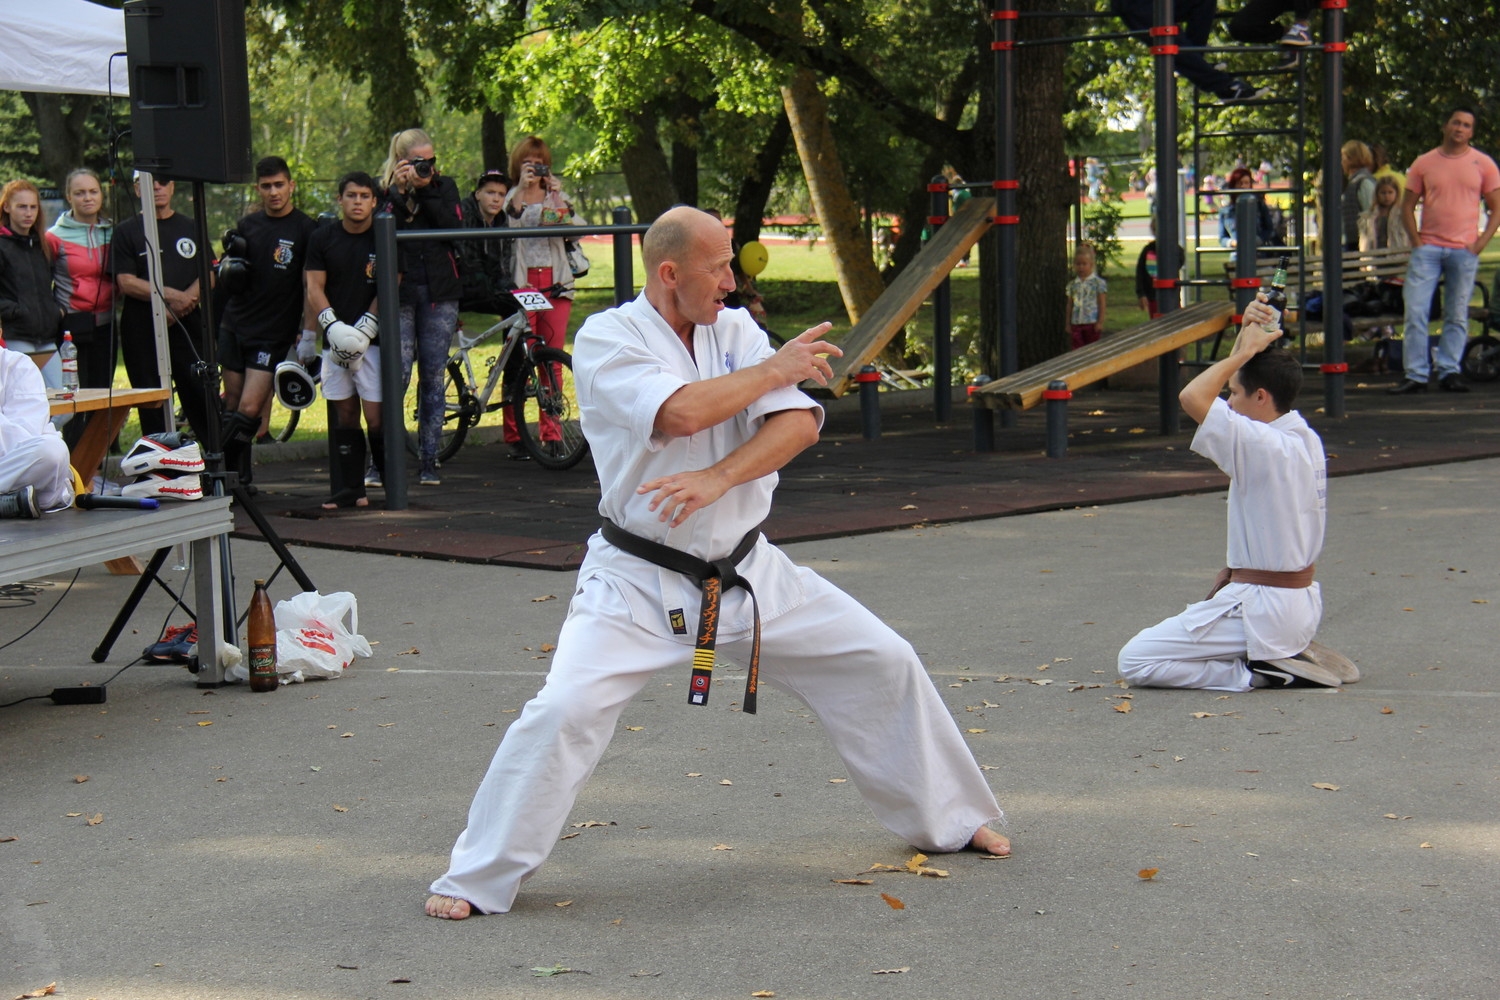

{"left": 320, "top": 344, "right": 382, "bottom": 402}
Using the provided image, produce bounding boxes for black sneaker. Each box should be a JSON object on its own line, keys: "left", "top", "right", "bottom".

{"left": 507, "top": 443, "right": 531, "bottom": 462}
{"left": 1387, "top": 378, "right": 1428, "bottom": 395}
{"left": 1439, "top": 373, "right": 1470, "bottom": 393}
{"left": 1221, "top": 80, "right": 1270, "bottom": 104}
{"left": 0, "top": 485, "right": 40, "bottom": 519}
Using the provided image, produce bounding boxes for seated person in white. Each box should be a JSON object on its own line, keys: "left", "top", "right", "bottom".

{"left": 0, "top": 341, "right": 75, "bottom": 518}
{"left": 1116, "top": 300, "right": 1357, "bottom": 690}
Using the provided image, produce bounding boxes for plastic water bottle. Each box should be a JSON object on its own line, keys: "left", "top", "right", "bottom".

{"left": 59, "top": 332, "right": 79, "bottom": 394}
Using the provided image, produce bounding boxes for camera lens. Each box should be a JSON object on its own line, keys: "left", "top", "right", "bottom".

{"left": 412, "top": 159, "right": 434, "bottom": 179}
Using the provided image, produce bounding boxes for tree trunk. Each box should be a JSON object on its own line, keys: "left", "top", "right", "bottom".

{"left": 619, "top": 111, "right": 679, "bottom": 224}
{"left": 22, "top": 93, "right": 94, "bottom": 191}
{"left": 669, "top": 94, "right": 703, "bottom": 208}
{"left": 731, "top": 110, "right": 791, "bottom": 248}
{"left": 481, "top": 109, "right": 507, "bottom": 177}
{"left": 781, "top": 66, "right": 885, "bottom": 325}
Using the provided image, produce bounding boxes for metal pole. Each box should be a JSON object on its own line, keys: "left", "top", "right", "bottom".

{"left": 929, "top": 175, "right": 953, "bottom": 423}
{"left": 1235, "top": 194, "right": 1261, "bottom": 320}
{"left": 611, "top": 205, "right": 634, "bottom": 305}
{"left": 857, "top": 366, "right": 881, "bottom": 440}
{"left": 995, "top": 0, "right": 1018, "bottom": 432}
{"left": 1320, "top": 0, "right": 1346, "bottom": 417}
{"left": 375, "top": 212, "right": 407, "bottom": 510}
{"left": 1044, "top": 380, "right": 1070, "bottom": 458}
{"left": 1152, "top": 0, "right": 1181, "bottom": 435}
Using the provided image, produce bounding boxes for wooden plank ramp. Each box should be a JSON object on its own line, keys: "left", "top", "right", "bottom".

{"left": 971, "top": 300, "right": 1235, "bottom": 411}
{"left": 807, "top": 196, "right": 995, "bottom": 398}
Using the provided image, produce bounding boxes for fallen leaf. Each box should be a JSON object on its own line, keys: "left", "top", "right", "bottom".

{"left": 73, "top": 775, "right": 88, "bottom": 783}
{"left": 396, "top": 647, "right": 420, "bottom": 655}
{"left": 1138, "top": 868, "right": 1159, "bottom": 880}
{"left": 0, "top": 835, "right": 16, "bottom": 843}
{"left": 541, "top": 643, "right": 557, "bottom": 653}
{"left": 559, "top": 832, "right": 580, "bottom": 840}
{"left": 686, "top": 772, "right": 703, "bottom": 778}
{"left": 1312, "top": 782, "right": 1340, "bottom": 791}
{"left": 340, "top": 732, "right": 354, "bottom": 738}
{"left": 624, "top": 726, "right": 644, "bottom": 731}
{"left": 531, "top": 594, "right": 557, "bottom": 602}
{"left": 719, "top": 779, "right": 733, "bottom": 785}
{"left": 828, "top": 778, "right": 847, "bottom": 783}
{"left": 555, "top": 900, "right": 572, "bottom": 907}
{"left": 333, "top": 805, "right": 348, "bottom": 813}
{"left": 531, "top": 964, "right": 572, "bottom": 977}
{"left": 712, "top": 843, "right": 733, "bottom": 851}
{"left": 389, "top": 978, "right": 411, "bottom": 984}
{"left": 65, "top": 812, "right": 82, "bottom": 818}
{"left": 904, "top": 853, "right": 949, "bottom": 877}
{"left": 1402, "top": 607, "right": 1414, "bottom": 612}
{"left": 386, "top": 667, "right": 400, "bottom": 672}
{"left": 86, "top": 813, "right": 103, "bottom": 826}
{"left": 15, "top": 983, "right": 57, "bottom": 998}
{"left": 880, "top": 892, "right": 905, "bottom": 910}
{"left": 966, "top": 728, "right": 987, "bottom": 734}
{"left": 899, "top": 504, "right": 918, "bottom": 510}
{"left": 872, "top": 967, "right": 911, "bottom": 975}
{"left": 1380, "top": 707, "right": 1394, "bottom": 714}
{"left": 1474, "top": 599, "right": 1490, "bottom": 604}
{"left": 196, "top": 720, "right": 213, "bottom": 727}
{"left": 1420, "top": 842, "right": 1433, "bottom": 849}
{"left": 834, "top": 878, "right": 874, "bottom": 885}
{"left": 378, "top": 722, "right": 396, "bottom": 728}
{"left": 335, "top": 963, "right": 358, "bottom": 970}
{"left": 1113, "top": 701, "right": 1132, "bottom": 713}
{"left": 570, "top": 820, "right": 616, "bottom": 828}
{"left": 752, "top": 993, "right": 776, "bottom": 998}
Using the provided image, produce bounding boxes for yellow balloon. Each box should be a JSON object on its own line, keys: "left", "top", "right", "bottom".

{"left": 738, "top": 240, "right": 769, "bottom": 277}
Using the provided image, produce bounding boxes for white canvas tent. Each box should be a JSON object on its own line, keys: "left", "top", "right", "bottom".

{"left": 0, "top": 0, "right": 129, "bottom": 98}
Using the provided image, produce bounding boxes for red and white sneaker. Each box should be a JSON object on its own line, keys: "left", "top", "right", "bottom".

{"left": 120, "top": 432, "right": 206, "bottom": 477}
{"left": 122, "top": 473, "right": 205, "bottom": 502}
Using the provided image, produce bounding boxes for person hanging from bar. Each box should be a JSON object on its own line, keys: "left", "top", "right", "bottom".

{"left": 424, "top": 206, "right": 1011, "bottom": 920}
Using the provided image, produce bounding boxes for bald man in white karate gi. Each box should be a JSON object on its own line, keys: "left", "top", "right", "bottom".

{"left": 425, "top": 206, "right": 1009, "bottom": 919}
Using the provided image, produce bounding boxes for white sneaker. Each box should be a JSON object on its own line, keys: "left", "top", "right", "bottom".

{"left": 120, "top": 433, "right": 205, "bottom": 477}
{"left": 122, "top": 473, "right": 204, "bottom": 502}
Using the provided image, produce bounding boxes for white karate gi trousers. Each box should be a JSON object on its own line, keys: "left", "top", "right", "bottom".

{"left": 430, "top": 564, "right": 1004, "bottom": 914}
{"left": 0, "top": 435, "right": 73, "bottom": 511}
{"left": 1118, "top": 604, "right": 1254, "bottom": 693}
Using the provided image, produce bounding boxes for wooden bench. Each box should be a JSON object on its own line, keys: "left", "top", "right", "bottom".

{"left": 1224, "top": 247, "right": 1490, "bottom": 337}
{"left": 807, "top": 195, "right": 995, "bottom": 398}
{"left": 970, "top": 300, "right": 1235, "bottom": 411}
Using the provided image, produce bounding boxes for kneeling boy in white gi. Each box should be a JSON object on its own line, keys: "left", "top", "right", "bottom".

{"left": 1117, "top": 300, "right": 1357, "bottom": 691}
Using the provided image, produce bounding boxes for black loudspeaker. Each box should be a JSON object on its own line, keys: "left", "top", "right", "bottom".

{"left": 123, "top": 0, "right": 252, "bottom": 184}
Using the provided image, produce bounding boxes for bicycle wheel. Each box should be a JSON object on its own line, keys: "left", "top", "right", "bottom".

{"left": 1461, "top": 334, "right": 1500, "bottom": 382}
{"left": 511, "top": 347, "right": 588, "bottom": 470}
{"left": 406, "top": 359, "right": 477, "bottom": 461}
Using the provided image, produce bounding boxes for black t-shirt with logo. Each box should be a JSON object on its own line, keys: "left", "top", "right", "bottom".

{"left": 112, "top": 210, "right": 202, "bottom": 337}
{"left": 220, "top": 208, "right": 319, "bottom": 342}
{"left": 306, "top": 222, "right": 380, "bottom": 345}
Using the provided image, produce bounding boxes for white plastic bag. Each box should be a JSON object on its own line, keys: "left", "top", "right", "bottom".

{"left": 272, "top": 590, "right": 372, "bottom": 680}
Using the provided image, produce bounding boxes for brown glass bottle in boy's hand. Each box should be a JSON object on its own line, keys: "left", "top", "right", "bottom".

{"left": 247, "top": 580, "right": 279, "bottom": 692}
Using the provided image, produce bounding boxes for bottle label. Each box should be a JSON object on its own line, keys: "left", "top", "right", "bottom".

{"left": 249, "top": 643, "right": 277, "bottom": 680}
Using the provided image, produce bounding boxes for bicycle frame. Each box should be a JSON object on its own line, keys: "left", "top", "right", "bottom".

{"left": 450, "top": 288, "right": 555, "bottom": 417}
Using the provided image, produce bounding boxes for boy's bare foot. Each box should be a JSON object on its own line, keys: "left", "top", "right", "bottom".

{"left": 425, "top": 894, "right": 473, "bottom": 920}
{"left": 969, "top": 825, "right": 1011, "bottom": 857}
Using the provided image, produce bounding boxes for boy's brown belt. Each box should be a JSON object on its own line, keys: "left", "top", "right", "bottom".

{"left": 601, "top": 519, "right": 763, "bottom": 714}
{"left": 1206, "top": 564, "right": 1315, "bottom": 600}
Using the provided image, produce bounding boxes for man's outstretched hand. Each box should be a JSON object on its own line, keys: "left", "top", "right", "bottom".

{"left": 763, "top": 322, "right": 842, "bottom": 387}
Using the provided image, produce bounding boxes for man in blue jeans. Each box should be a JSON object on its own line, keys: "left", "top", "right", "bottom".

{"left": 1389, "top": 107, "right": 1500, "bottom": 395}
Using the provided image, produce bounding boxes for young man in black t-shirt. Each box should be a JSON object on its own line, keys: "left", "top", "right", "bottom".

{"left": 218, "top": 156, "right": 320, "bottom": 483}
{"left": 112, "top": 176, "right": 209, "bottom": 438}
{"left": 305, "top": 171, "right": 384, "bottom": 508}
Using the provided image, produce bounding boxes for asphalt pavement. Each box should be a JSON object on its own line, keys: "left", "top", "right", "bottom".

{"left": 2, "top": 374, "right": 1498, "bottom": 1000}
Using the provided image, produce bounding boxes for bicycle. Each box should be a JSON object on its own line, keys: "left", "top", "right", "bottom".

{"left": 415, "top": 287, "right": 589, "bottom": 470}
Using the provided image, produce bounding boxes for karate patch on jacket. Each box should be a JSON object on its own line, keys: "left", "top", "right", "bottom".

{"left": 668, "top": 608, "right": 688, "bottom": 635}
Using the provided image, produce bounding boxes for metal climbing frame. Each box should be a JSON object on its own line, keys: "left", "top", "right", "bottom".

{"left": 981, "top": 0, "right": 1349, "bottom": 453}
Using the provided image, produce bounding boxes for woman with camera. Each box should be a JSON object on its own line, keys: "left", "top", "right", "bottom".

{"left": 380, "top": 127, "right": 462, "bottom": 486}
{"left": 502, "top": 136, "right": 578, "bottom": 459}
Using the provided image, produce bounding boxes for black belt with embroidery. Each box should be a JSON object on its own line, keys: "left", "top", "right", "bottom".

{"left": 601, "top": 518, "right": 763, "bottom": 714}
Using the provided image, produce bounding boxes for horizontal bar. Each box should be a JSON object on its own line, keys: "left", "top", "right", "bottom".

{"left": 391, "top": 220, "right": 652, "bottom": 244}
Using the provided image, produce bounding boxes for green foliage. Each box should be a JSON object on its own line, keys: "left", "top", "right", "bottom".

{"left": 1082, "top": 194, "right": 1124, "bottom": 276}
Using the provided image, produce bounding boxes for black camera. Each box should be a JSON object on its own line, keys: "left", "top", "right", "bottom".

{"left": 533, "top": 163, "right": 550, "bottom": 177}
{"left": 409, "top": 157, "right": 435, "bottom": 179}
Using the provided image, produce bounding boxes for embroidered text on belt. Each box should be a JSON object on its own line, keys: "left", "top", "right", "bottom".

{"left": 601, "top": 519, "right": 764, "bottom": 714}
{"left": 1205, "top": 564, "right": 1315, "bottom": 600}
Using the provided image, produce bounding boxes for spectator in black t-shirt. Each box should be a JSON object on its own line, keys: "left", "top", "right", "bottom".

{"left": 111, "top": 176, "right": 209, "bottom": 439}
{"left": 306, "top": 172, "right": 384, "bottom": 509}
{"left": 217, "top": 156, "right": 320, "bottom": 486}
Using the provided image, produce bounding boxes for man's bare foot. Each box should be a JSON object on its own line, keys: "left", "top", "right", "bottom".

{"left": 969, "top": 825, "right": 1011, "bottom": 857}
{"left": 321, "top": 489, "right": 368, "bottom": 511}
{"left": 425, "top": 894, "right": 473, "bottom": 919}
